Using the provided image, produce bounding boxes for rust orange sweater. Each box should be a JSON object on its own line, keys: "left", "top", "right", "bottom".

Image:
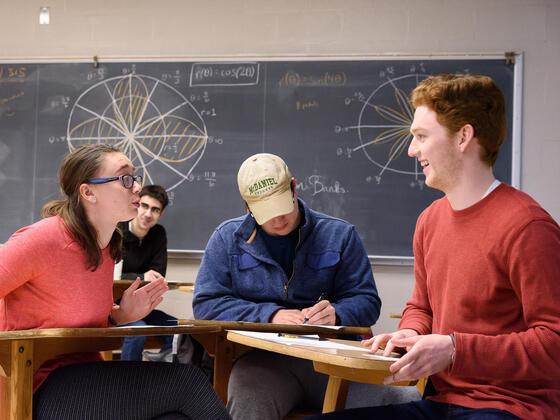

{"left": 0, "top": 216, "right": 114, "bottom": 391}
{"left": 400, "top": 183, "right": 560, "bottom": 419}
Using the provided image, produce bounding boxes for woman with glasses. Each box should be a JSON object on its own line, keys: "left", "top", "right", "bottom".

{"left": 0, "top": 144, "right": 230, "bottom": 419}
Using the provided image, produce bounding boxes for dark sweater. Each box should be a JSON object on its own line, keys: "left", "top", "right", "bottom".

{"left": 118, "top": 222, "right": 167, "bottom": 280}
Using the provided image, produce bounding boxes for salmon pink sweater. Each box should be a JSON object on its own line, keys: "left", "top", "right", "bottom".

{"left": 0, "top": 216, "right": 114, "bottom": 391}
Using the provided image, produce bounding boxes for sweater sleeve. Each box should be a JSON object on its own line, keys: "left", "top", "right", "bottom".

{"left": 451, "top": 219, "right": 560, "bottom": 381}
{"left": 399, "top": 210, "right": 433, "bottom": 335}
{"left": 0, "top": 227, "right": 36, "bottom": 298}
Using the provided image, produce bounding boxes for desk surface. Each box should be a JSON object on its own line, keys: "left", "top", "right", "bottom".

{"left": 179, "top": 319, "right": 372, "bottom": 336}
{"left": 0, "top": 325, "right": 218, "bottom": 341}
{"left": 112, "top": 280, "right": 195, "bottom": 300}
{"left": 226, "top": 331, "right": 396, "bottom": 371}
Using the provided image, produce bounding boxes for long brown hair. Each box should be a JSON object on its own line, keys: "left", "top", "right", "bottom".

{"left": 41, "top": 144, "right": 123, "bottom": 270}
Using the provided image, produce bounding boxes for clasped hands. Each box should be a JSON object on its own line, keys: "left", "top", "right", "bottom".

{"left": 111, "top": 275, "right": 168, "bottom": 325}
{"left": 363, "top": 329, "right": 454, "bottom": 384}
{"left": 271, "top": 299, "right": 336, "bottom": 325}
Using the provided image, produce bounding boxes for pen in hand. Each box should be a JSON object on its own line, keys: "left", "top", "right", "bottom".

{"left": 302, "top": 292, "right": 328, "bottom": 324}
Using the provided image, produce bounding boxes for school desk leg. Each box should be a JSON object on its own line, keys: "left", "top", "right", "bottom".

{"left": 213, "top": 333, "right": 234, "bottom": 404}
{"left": 0, "top": 339, "right": 34, "bottom": 420}
{"left": 322, "top": 376, "right": 349, "bottom": 413}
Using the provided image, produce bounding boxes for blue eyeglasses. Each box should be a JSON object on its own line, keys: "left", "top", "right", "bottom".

{"left": 88, "top": 174, "right": 143, "bottom": 189}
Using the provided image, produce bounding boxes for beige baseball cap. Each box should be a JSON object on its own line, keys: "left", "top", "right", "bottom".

{"left": 237, "top": 153, "right": 294, "bottom": 225}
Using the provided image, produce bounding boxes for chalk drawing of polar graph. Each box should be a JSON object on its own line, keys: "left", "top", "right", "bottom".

{"left": 67, "top": 74, "right": 207, "bottom": 190}
{"left": 355, "top": 73, "right": 427, "bottom": 178}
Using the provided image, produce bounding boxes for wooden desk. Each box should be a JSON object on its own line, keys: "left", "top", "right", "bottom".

{"left": 112, "top": 280, "right": 195, "bottom": 301}
{"left": 179, "top": 319, "right": 372, "bottom": 405}
{"left": 0, "top": 325, "right": 219, "bottom": 420}
{"left": 226, "top": 331, "right": 418, "bottom": 413}
{"left": 180, "top": 319, "right": 370, "bottom": 336}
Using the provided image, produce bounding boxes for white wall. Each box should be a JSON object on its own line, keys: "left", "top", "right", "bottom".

{"left": 2, "top": 0, "right": 559, "bottom": 333}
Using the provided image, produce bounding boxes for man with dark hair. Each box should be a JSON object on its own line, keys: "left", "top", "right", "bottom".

{"left": 118, "top": 184, "right": 177, "bottom": 361}
{"left": 308, "top": 75, "right": 560, "bottom": 419}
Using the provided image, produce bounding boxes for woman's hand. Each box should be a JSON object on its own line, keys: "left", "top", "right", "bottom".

{"left": 112, "top": 277, "right": 168, "bottom": 324}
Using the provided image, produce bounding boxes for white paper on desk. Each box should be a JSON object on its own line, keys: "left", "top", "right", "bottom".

{"left": 228, "top": 331, "right": 399, "bottom": 361}
{"left": 300, "top": 324, "right": 343, "bottom": 330}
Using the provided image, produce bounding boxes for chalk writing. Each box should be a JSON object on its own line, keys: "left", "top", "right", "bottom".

{"left": 0, "top": 66, "right": 26, "bottom": 83}
{"left": 297, "top": 175, "right": 347, "bottom": 196}
{"left": 48, "top": 135, "right": 67, "bottom": 144}
{"left": 190, "top": 63, "right": 259, "bottom": 86}
{"left": 49, "top": 96, "right": 70, "bottom": 110}
{"left": 0, "top": 91, "right": 24, "bottom": 104}
{"left": 278, "top": 71, "right": 347, "bottom": 87}
{"left": 162, "top": 69, "right": 181, "bottom": 85}
{"left": 86, "top": 68, "right": 106, "bottom": 82}
{"left": 189, "top": 91, "right": 210, "bottom": 103}
{"left": 186, "top": 170, "right": 217, "bottom": 187}
{"left": 296, "top": 100, "right": 318, "bottom": 111}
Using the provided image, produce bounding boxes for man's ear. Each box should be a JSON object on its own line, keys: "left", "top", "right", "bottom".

{"left": 79, "top": 183, "right": 97, "bottom": 204}
{"left": 291, "top": 178, "right": 298, "bottom": 200}
{"left": 458, "top": 124, "right": 475, "bottom": 152}
{"left": 160, "top": 209, "right": 165, "bottom": 218}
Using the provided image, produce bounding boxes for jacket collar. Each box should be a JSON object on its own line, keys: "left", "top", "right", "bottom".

{"left": 234, "top": 198, "right": 314, "bottom": 256}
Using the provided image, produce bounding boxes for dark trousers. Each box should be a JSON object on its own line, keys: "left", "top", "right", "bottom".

{"left": 120, "top": 309, "right": 177, "bottom": 361}
{"left": 33, "top": 361, "right": 231, "bottom": 420}
{"left": 304, "top": 399, "right": 521, "bottom": 420}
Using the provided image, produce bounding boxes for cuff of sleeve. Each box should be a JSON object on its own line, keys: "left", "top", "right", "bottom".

{"left": 448, "top": 332, "right": 463, "bottom": 375}
{"left": 335, "top": 314, "right": 341, "bottom": 326}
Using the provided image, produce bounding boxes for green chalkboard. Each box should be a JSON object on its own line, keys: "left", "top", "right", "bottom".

{"left": 0, "top": 57, "right": 520, "bottom": 259}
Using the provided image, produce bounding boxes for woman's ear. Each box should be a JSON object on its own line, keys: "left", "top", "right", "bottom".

{"left": 79, "top": 183, "right": 97, "bottom": 204}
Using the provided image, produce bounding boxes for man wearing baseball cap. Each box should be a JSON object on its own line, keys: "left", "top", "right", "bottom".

{"left": 193, "top": 153, "right": 418, "bottom": 419}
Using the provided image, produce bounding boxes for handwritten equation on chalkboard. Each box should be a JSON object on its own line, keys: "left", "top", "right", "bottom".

{"left": 190, "top": 63, "right": 259, "bottom": 86}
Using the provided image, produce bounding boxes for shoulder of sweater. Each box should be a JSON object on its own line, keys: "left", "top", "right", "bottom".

{"left": 418, "top": 185, "right": 555, "bottom": 229}
{"left": 496, "top": 184, "right": 554, "bottom": 221}
{"left": 12, "top": 216, "right": 76, "bottom": 250}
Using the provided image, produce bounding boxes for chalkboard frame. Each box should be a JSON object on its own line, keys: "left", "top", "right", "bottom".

{"left": 0, "top": 53, "right": 523, "bottom": 265}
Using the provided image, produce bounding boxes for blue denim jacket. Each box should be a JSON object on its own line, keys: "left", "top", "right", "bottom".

{"left": 193, "top": 199, "right": 381, "bottom": 327}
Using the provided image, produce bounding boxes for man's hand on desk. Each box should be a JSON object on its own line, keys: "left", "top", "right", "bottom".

{"left": 270, "top": 309, "right": 305, "bottom": 324}
{"left": 301, "top": 300, "right": 336, "bottom": 325}
{"left": 144, "top": 269, "right": 163, "bottom": 282}
{"left": 270, "top": 300, "right": 337, "bottom": 325}
{"left": 113, "top": 277, "right": 168, "bottom": 324}
{"left": 364, "top": 331, "right": 454, "bottom": 385}
{"left": 364, "top": 328, "right": 418, "bottom": 356}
